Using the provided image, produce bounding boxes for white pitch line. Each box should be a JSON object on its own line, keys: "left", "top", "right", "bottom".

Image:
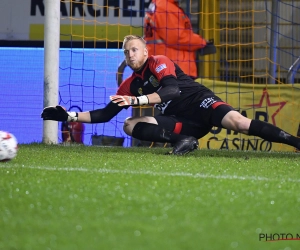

{"left": 0, "top": 165, "right": 300, "bottom": 183}
{"left": 1, "top": 164, "right": 300, "bottom": 183}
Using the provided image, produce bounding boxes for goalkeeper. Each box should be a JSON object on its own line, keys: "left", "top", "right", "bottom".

{"left": 42, "top": 35, "right": 300, "bottom": 155}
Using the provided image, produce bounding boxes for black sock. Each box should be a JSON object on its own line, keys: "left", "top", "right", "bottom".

{"left": 248, "top": 119, "right": 300, "bottom": 149}
{"left": 132, "top": 122, "right": 188, "bottom": 144}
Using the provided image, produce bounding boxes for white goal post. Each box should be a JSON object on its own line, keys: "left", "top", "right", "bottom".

{"left": 42, "top": 0, "right": 60, "bottom": 144}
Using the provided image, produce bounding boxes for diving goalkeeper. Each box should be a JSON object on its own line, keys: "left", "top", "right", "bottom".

{"left": 41, "top": 35, "right": 300, "bottom": 155}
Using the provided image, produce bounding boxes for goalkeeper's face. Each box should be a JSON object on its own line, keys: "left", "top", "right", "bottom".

{"left": 124, "top": 39, "right": 148, "bottom": 71}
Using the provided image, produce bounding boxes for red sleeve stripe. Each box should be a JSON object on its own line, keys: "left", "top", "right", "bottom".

{"left": 173, "top": 122, "right": 183, "bottom": 134}
{"left": 212, "top": 102, "right": 231, "bottom": 109}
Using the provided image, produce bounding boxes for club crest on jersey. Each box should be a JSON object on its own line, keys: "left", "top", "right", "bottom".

{"left": 138, "top": 87, "right": 143, "bottom": 95}
{"left": 155, "top": 63, "right": 167, "bottom": 73}
{"left": 149, "top": 75, "right": 159, "bottom": 87}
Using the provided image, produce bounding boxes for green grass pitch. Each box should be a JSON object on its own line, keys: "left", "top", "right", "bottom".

{"left": 0, "top": 144, "right": 300, "bottom": 250}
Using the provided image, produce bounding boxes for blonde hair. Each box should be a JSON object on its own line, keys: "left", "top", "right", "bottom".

{"left": 122, "top": 35, "right": 146, "bottom": 49}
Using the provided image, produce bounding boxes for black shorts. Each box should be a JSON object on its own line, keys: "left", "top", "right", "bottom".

{"left": 191, "top": 94, "right": 235, "bottom": 127}
{"left": 155, "top": 115, "right": 212, "bottom": 139}
{"left": 155, "top": 96, "right": 234, "bottom": 139}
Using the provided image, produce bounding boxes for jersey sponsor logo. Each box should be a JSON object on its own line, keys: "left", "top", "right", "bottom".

{"left": 200, "top": 97, "right": 217, "bottom": 108}
{"left": 149, "top": 75, "right": 159, "bottom": 87}
{"left": 155, "top": 63, "right": 167, "bottom": 73}
{"left": 138, "top": 87, "right": 143, "bottom": 95}
{"left": 154, "top": 100, "right": 172, "bottom": 114}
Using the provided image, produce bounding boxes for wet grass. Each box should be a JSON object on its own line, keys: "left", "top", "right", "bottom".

{"left": 0, "top": 144, "right": 299, "bottom": 250}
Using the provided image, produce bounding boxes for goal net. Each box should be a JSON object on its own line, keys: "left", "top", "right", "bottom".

{"left": 56, "top": 0, "right": 300, "bottom": 151}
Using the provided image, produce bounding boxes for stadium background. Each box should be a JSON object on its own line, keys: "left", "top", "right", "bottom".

{"left": 0, "top": 0, "right": 300, "bottom": 151}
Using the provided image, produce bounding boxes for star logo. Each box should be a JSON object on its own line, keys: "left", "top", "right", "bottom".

{"left": 248, "top": 88, "right": 287, "bottom": 126}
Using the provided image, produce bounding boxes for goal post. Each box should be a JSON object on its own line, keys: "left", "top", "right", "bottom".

{"left": 43, "top": 0, "right": 60, "bottom": 144}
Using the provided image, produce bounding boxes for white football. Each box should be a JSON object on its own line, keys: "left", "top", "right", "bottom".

{"left": 0, "top": 131, "right": 18, "bottom": 162}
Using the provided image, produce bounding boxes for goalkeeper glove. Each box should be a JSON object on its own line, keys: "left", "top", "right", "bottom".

{"left": 41, "top": 105, "right": 78, "bottom": 122}
{"left": 110, "top": 95, "right": 149, "bottom": 106}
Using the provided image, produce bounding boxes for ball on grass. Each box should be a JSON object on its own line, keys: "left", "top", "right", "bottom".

{"left": 0, "top": 131, "right": 18, "bottom": 162}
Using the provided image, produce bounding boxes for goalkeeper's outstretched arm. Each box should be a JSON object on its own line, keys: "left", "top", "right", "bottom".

{"left": 41, "top": 101, "right": 123, "bottom": 123}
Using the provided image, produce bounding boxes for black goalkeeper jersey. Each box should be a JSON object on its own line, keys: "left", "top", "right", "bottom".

{"left": 117, "top": 55, "right": 214, "bottom": 118}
